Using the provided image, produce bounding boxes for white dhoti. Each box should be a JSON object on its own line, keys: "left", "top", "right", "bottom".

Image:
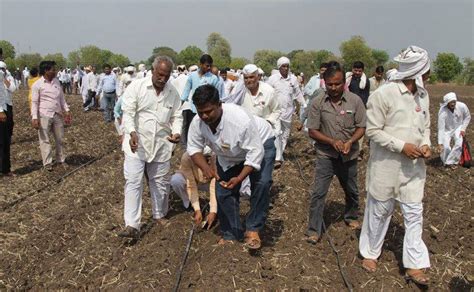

{"left": 359, "top": 195, "right": 430, "bottom": 269}
{"left": 123, "top": 154, "right": 170, "bottom": 229}
{"left": 275, "top": 120, "right": 291, "bottom": 161}
{"left": 440, "top": 130, "right": 463, "bottom": 165}
{"left": 170, "top": 172, "right": 191, "bottom": 209}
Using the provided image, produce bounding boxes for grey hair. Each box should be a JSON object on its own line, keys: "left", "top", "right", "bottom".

{"left": 152, "top": 55, "right": 175, "bottom": 72}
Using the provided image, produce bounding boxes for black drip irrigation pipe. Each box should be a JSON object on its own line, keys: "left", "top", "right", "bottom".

{"left": 2, "top": 146, "right": 119, "bottom": 211}
{"left": 292, "top": 154, "right": 354, "bottom": 292}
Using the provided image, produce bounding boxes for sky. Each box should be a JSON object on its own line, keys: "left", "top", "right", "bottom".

{"left": 0, "top": 0, "right": 473, "bottom": 63}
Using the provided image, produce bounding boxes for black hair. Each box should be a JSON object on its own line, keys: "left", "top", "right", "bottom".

{"left": 103, "top": 63, "right": 111, "bottom": 69}
{"left": 375, "top": 65, "right": 384, "bottom": 74}
{"left": 39, "top": 61, "right": 56, "bottom": 76}
{"left": 323, "top": 61, "right": 345, "bottom": 81}
{"left": 320, "top": 62, "right": 328, "bottom": 69}
{"left": 352, "top": 61, "right": 364, "bottom": 69}
{"left": 30, "top": 67, "right": 39, "bottom": 77}
{"left": 177, "top": 66, "right": 185, "bottom": 72}
{"left": 200, "top": 54, "right": 213, "bottom": 65}
{"left": 192, "top": 84, "right": 220, "bottom": 107}
{"left": 220, "top": 67, "right": 229, "bottom": 72}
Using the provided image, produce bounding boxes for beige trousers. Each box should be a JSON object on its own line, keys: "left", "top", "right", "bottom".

{"left": 38, "top": 113, "right": 65, "bottom": 166}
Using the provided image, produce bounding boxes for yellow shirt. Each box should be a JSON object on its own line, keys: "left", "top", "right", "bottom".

{"left": 28, "top": 77, "right": 41, "bottom": 109}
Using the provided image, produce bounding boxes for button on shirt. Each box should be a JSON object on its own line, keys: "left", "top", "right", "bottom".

{"left": 365, "top": 81, "right": 431, "bottom": 203}
{"left": 31, "top": 77, "right": 70, "bottom": 119}
{"left": 267, "top": 72, "right": 306, "bottom": 122}
{"left": 181, "top": 70, "right": 222, "bottom": 113}
{"left": 187, "top": 103, "right": 273, "bottom": 172}
{"left": 121, "top": 76, "right": 183, "bottom": 163}
{"left": 306, "top": 91, "right": 366, "bottom": 161}
{"left": 97, "top": 72, "right": 119, "bottom": 94}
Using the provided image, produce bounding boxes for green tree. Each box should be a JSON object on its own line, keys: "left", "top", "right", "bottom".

{"left": 100, "top": 49, "right": 113, "bottom": 66}
{"left": 371, "top": 49, "right": 389, "bottom": 66}
{"left": 287, "top": 49, "right": 304, "bottom": 61}
{"left": 433, "top": 52, "right": 463, "bottom": 83}
{"left": 43, "top": 53, "right": 66, "bottom": 69}
{"left": 67, "top": 50, "right": 81, "bottom": 68}
{"left": 206, "top": 32, "right": 231, "bottom": 68}
{"left": 108, "top": 53, "right": 130, "bottom": 68}
{"left": 340, "top": 36, "right": 375, "bottom": 71}
{"left": 292, "top": 50, "right": 319, "bottom": 77}
{"left": 15, "top": 53, "right": 43, "bottom": 70}
{"left": 0, "top": 40, "right": 16, "bottom": 59}
{"left": 229, "top": 57, "right": 249, "bottom": 70}
{"left": 177, "top": 45, "right": 203, "bottom": 67}
{"left": 4, "top": 58, "right": 16, "bottom": 70}
{"left": 254, "top": 49, "right": 284, "bottom": 75}
{"left": 459, "top": 58, "right": 474, "bottom": 85}
{"left": 147, "top": 46, "right": 178, "bottom": 66}
{"left": 312, "top": 50, "right": 336, "bottom": 69}
{"left": 78, "top": 45, "right": 103, "bottom": 68}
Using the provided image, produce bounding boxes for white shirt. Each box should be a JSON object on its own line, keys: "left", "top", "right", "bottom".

{"left": 3, "top": 74, "right": 16, "bottom": 107}
{"left": 122, "top": 76, "right": 183, "bottom": 163}
{"left": 369, "top": 77, "right": 386, "bottom": 95}
{"left": 171, "top": 73, "right": 189, "bottom": 110}
{"left": 80, "top": 73, "right": 89, "bottom": 96}
{"left": 187, "top": 103, "right": 273, "bottom": 172}
{"left": 0, "top": 71, "right": 14, "bottom": 112}
{"left": 267, "top": 72, "right": 305, "bottom": 122}
{"left": 241, "top": 81, "right": 281, "bottom": 134}
{"left": 366, "top": 81, "right": 431, "bottom": 203}
{"left": 87, "top": 72, "right": 99, "bottom": 92}
{"left": 136, "top": 71, "right": 148, "bottom": 79}
{"left": 223, "top": 78, "right": 235, "bottom": 97}
{"left": 438, "top": 101, "right": 471, "bottom": 144}
{"left": 118, "top": 73, "right": 136, "bottom": 97}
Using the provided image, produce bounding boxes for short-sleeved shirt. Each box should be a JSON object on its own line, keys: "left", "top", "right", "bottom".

{"left": 307, "top": 91, "right": 366, "bottom": 161}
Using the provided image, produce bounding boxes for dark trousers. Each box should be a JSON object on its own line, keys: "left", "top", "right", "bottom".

{"left": 216, "top": 138, "right": 276, "bottom": 240}
{"left": 103, "top": 92, "right": 116, "bottom": 122}
{"left": 0, "top": 105, "right": 14, "bottom": 174}
{"left": 84, "top": 90, "right": 96, "bottom": 108}
{"left": 306, "top": 156, "right": 359, "bottom": 237}
{"left": 181, "top": 110, "right": 196, "bottom": 148}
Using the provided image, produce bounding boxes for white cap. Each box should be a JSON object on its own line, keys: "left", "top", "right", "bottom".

{"left": 242, "top": 64, "right": 259, "bottom": 75}
{"left": 0, "top": 61, "right": 7, "bottom": 69}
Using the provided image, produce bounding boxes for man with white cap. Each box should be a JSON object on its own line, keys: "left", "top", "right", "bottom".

{"left": 0, "top": 61, "right": 16, "bottom": 176}
{"left": 359, "top": 46, "right": 432, "bottom": 285}
{"left": 437, "top": 92, "right": 471, "bottom": 167}
{"left": 136, "top": 64, "right": 148, "bottom": 79}
{"left": 267, "top": 56, "right": 306, "bottom": 168}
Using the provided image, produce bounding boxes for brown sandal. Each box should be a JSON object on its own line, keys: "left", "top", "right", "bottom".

{"left": 305, "top": 234, "right": 319, "bottom": 245}
{"left": 361, "top": 258, "right": 377, "bottom": 273}
{"left": 405, "top": 269, "right": 429, "bottom": 286}
{"left": 244, "top": 231, "right": 261, "bottom": 250}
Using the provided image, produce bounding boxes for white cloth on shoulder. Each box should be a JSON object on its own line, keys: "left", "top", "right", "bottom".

{"left": 345, "top": 72, "right": 367, "bottom": 89}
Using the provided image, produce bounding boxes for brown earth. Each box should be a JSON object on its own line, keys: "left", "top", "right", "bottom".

{"left": 0, "top": 84, "right": 473, "bottom": 290}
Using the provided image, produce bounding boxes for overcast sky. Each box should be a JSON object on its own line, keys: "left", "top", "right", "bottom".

{"left": 0, "top": 0, "right": 472, "bottom": 63}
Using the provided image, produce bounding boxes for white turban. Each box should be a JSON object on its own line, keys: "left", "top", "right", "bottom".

{"left": 441, "top": 92, "right": 457, "bottom": 108}
{"left": 138, "top": 64, "right": 146, "bottom": 72}
{"left": 188, "top": 65, "right": 198, "bottom": 72}
{"left": 257, "top": 68, "right": 264, "bottom": 75}
{"left": 242, "top": 64, "right": 258, "bottom": 75}
{"left": 277, "top": 56, "right": 290, "bottom": 68}
{"left": 0, "top": 61, "right": 6, "bottom": 69}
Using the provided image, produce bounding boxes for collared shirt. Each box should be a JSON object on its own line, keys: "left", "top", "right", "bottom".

{"left": 0, "top": 70, "right": 6, "bottom": 112}
{"left": 2, "top": 74, "right": 16, "bottom": 108}
{"left": 171, "top": 73, "right": 189, "bottom": 110}
{"left": 438, "top": 101, "right": 471, "bottom": 143}
{"left": 31, "top": 77, "right": 70, "bottom": 119}
{"left": 87, "top": 72, "right": 99, "bottom": 92}
{"left": 307, "top": 91, "right": 366, "bottom": 161}
{"left": 304, "top": 74, "right": 321, "bottom": 97}
{"left": 181, "top": 70, "right": 222, "bottom": 113}
{"left": 187, "top": 103, "right": 273, "bottom": 172}
{"left": 267, "top": 72, "right": 305, "bottom": 122}
{"left": 369, "top": 77, "right": 386, "bottom": 95}
{"left": 240, "top": 81, "right": 281, "bottom": 134}
{"left": 365, "top": 81, "right": 431, "bottom": 203}
{"left": 97, "top": 72, "right": 119, "bottom": 94}
{"left": 223, "top": 78, "right": 235, "bottom": 97}
{"left": 122, "top": 76, "right": 183, "bottom": 163}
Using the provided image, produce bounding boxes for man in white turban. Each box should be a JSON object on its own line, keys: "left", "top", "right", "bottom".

{"left": 267, "top": 56, "right": 306, "bottom": 168}
{"left": 437, "top": 92, "right": 471, "bottom": 167}
{"left": 359, "top": 46, "right": 432, "bottom": 286}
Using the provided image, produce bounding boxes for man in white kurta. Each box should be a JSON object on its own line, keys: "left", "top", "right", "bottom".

{"left": 437, "top": 92, "right": 471, "bottom": 166}
{"left": 118, "top": 56, "right": 183, "bottom": 238}
{"left": 360, "top": 46, "right": 432, "bottom": 285}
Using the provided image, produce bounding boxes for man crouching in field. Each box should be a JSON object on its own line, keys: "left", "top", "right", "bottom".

{"left": 118, "top": 56, "right": 182, "bottom": 239}
{"left": 187, "top": 84, "right": 276, "bottom": 249}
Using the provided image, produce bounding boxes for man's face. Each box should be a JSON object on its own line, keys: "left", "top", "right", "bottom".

{"left": 45, "top": 65, "right": 57, "bottom": 80}
{"left": 104, "top": 67, "right": 111, "bottom": 75}
{"left": 152, "top": 62, "right": 171, "bottom": 90}
{"left": 422, "top": 70, "right": 430, "bottom": 84}
{"left": 244, "top": 72, "right": 259, "bottom": 92}
{"left": 352, "top": 67, "right": 363, "bottom": 78}
{"left": 200, "top": 62, "right": 211, "bottom": 74}
{"left": 196, "top": 102, "right": 222, "bottom": 126}
{"left": 279, "top": 64, "right": 289, "bottom": 77}
{"left": 92, "top": 67, "right": 96, "bottom": 73}
{"left": 374, "top": 71, "right": 383, "bottom": 80}
{"left": 319, "top": 67, "right": 327, "bottom": 75}
{"left": 220, "top": 71, "right": 227, "bottom": 81}
{"left": 325, "top": 71, "right": 345, "bottom": 99}
{"left": 447, "top": 100, "right": 456, "bottom": 111}
{"left": 127, "top": 71, "right": 134, "bottom": 75}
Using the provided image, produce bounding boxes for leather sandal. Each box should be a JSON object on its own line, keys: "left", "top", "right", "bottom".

{"left": 405, "top": 269, "right": 429, "bottom": 286}
{"left": 244, "top": 231, "right": 261, "bottom": 249}
{"left": 305, "top": 234, "right": 319, "bottom": 245}
{"left": 361, "top": 258, "right": 377, "bottom": 273}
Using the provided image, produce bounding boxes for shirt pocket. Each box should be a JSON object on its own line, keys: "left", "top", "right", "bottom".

{"left": 157, "top": 103, "right": 174, "bottom": 125}
{"left": 342, "top": 113, "right": 355, "bottom": 129}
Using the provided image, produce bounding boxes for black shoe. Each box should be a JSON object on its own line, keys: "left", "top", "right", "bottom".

{"left": 117, "top": 226, "right": 139, "bottom": 239}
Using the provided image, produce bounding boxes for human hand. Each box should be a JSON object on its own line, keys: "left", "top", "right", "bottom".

{"left": 204, "top": 212, "right": 217, "bottom": 230}
{"left": 331, "top": 139, "right": 344, "bottom": 152}
{"left": 194, "top": 210, "right": 203, "bottom": 226}
{"left": 342, "top": 140, "right": 352, "bottom": 155}
{"left": 64, "top": 112, "right": 72, "bottom": 126}
{"left": 166, "top": 133, "right": 181, "bottom": 143}
{"left": 219, "top": 177, "right": 241, "bottom": 189}
{"left": 402, "top": 143, "right": 423, "bottom": 159}
{"left": 32, "top": 119, "right": 40, "bottom": 129}
{"left": 129, "top": 132, "right": 139, "bottom": 153}
{"left": 0, "top": 112, "right": 6, "bottom": 123}
{"left": 420, "top": 145, "right": 432, "bottom": 158}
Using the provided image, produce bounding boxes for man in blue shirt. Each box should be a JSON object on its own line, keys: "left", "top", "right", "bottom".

{"left": 180, "top": 54, "right": 221, "bottom": 147}
{"left": 97, "top": 64, "right": 119, "bottom": 122}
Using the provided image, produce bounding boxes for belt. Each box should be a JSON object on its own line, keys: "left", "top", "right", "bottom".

{"left": 105, "top": 90, "right": 116, "bottom": 94}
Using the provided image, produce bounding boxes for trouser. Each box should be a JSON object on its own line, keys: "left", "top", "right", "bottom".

{"left": 0, "top": 105, "right": 14, "bottom": 174}
{"left": 275, "top": 120, "right": 291, "bottom": 161}
{"left": 123, "top": 155, "right": 171, "bottom": 229}
{"left": 103, "top": 92, "right": 117, "bottom": 122}
{"left": 216, "top": 138, "right": 276, "bottom": 240}
{"left": 181, "top": 110, "right": 196, "bottom": 148}
{"left": 359, "top": 195, "right": 430, "bottom": 269}
{"left": 65, "top": 82, "right": 72, "bottom": 94}
{"left": 84, "top": 90, "right": 96, "bottom": 109}
{"left": 306, "top": 156, "right": 359, "bottom": 237}
{"left": 38, "top": 113, "right": 65, "bottom": 166}
{"left": 440, "top": 132, "right": 463, "bottom": 165}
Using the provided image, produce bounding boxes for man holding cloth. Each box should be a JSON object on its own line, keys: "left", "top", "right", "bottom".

{"left": 359, "top": 46, "right": 432, "bottom": 286}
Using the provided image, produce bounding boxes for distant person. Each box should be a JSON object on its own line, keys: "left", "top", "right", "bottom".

{"left": 27, "top": 67, "right": 40, "bottom": 109}
{"left": 84, "top": 66, "right": 99, "bottom": 111}
{"left": 136, "top": 64, "right": 147, "bottom": 79}
{"left": 31, "top": 61, "right": 72, "bottom": 171}
{"left": 220, "top": 67, "right": 234, "bottom": 97}
{"left": 80, "top": 66, "right": 91, "bottom": 105}
{"left": 22, "top": 66, "right": 29, "bottom": 89}
{"left": 437, "top": 92, "right": 471, "bottom": 168}
{"left": 96, "top": 64, "right": 119, "bottom": 122}
{"left": 0, "top": 61, "right": 16, "bottom": 177}
{"left": 369, "top": 66, "right": 386, "bottom": 95}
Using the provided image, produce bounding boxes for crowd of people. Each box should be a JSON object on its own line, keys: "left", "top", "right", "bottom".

{"left": 0, "top": 45, "right": 472, "bottom": 287}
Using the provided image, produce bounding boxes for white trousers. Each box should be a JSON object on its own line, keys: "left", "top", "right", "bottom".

{"left": 275, "top": 120, "right": 291, "bottom": 161}
{"left": 123, "top": 155, "right": 170, "bottom": 229}
{"left": 440, "top": 132, "right": 463, "bottom": 165}
{"left": 359, "top": 195, "right": 430, "bottom": 269}
{"left": 170, "top": 173, "right": 191, "bottom": 209}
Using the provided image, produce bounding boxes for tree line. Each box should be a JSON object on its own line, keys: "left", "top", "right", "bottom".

{"left": 1, "top": 33, "right": 472, "bottom": 85}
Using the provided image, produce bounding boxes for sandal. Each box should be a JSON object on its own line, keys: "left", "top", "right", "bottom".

{"left": 244, "top": 231, "right": 262, "bottom": 250}
{"left": 405, "top": 269, "right": 429, "bottom": 286}
{"left": 305, "top": 234, "right": 319, "bottom": 245}
{"left": 361, "top": 258, "right": 377, "bottom": 273}
{"left": 217, "top": 238, "right": 234, "bottom": 246}
{"left": 346, "top": 220, "right": 361, "bottom": 230}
